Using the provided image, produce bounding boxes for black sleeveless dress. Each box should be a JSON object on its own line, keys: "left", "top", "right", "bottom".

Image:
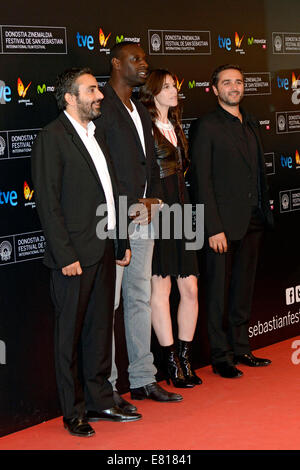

{"left": 152, "top": 130, "right": 199, "bottom": 278}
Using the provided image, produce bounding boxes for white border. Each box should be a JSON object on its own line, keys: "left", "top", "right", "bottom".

{"left": 148, "top": 29, "right": 211, "bottom": 55}
{"left": 264, "top": 152, "right": 275, "bottom": 175}
{"left": 0, "top": 128, "right": 40, "bottom": 160}
{"left": 279, "top": 188, "right": 300, "bottom": 213}
{"left": 276, "top": 110, "right": 300, "bottom": 134}
{"left": 0, "top": 230, "right": 45, "bottom": 266}
{"left": 272, "top": 32, "right": 300, "bottom": 55}
{"left": 244, "top": 72, "right": 272, "bottom": 96}
{"left": 0, "top": 25, "right": 67, "bottom": 54}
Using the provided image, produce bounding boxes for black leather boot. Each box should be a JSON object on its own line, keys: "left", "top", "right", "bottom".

{"left": 178, "top": 340, "right": 202, "bottom": 385}
{"left": 162, "top": 344, "right": 194, "bottom": 388}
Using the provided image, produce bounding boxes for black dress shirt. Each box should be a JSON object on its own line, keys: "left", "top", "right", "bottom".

{"left": 218, "top": 105, "right": 259, "bottom": 207}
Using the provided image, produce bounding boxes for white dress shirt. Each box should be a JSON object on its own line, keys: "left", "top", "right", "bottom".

{"left": 64, "top": 111, "right": 116, "bottom": 230}
{"left": 124, "top": 101, "right": 156, "bottom": 240}
{"left": 124, "top": 100, "right": 147, "bottom": 197}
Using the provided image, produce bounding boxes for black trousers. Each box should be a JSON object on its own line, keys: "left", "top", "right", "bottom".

{"left": 204, "top": 208, "right": 264, "bottom": 365}
{"left": 50, "top": 239, "right": 116, "bottom": 419}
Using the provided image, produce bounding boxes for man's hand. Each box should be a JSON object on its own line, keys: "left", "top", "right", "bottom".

{"left": 129, "top": 198, "right": 162, "bottom": 225}
{"left": 116, "top": 249, "right": 131, "bottom": 266}
{"left": 62, "top": 261, "right": 83, "bottom": 276}
{"left": 129, "top": 202, "right": 148, "bottom": 224}
{"left": 209, "top": 232, "right": 228, "bottom": 254}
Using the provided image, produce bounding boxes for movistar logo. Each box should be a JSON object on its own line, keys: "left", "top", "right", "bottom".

{"left": 37, "top": 84, "right": 54, "bottom": 94}
{"left": 188, "top": 80, "right": 196, "bottom": 89}
{"left": 116, "top": 35, "right": 124, "bottom": 43}
{"left": 37, "top": 84, "right": 46, "bottom": 94}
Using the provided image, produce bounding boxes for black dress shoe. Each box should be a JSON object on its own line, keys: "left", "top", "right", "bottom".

{"left": 234, "top": 352, "right": 271, "bottom": 367}
{"left": 86, "top": 405, "right": 141, "bottom": 422}
{"left": 113, "top": 391, "right": 138, "bottom": 414}
{"left": 212, "top": 362, "right": 243, "bottom": 378}
{"left": 63, "top": 417, "right": 95, "bottom": 437}
{"left": 130, "top": 382, "right": 183, "bottom": 402}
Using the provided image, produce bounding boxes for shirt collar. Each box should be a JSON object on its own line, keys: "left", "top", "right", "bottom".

{"left": 64, "top": 110, "right": 95, "bottom": 137}
{"left": 124, "top": 99, "right": 137, "bottom": 114}
{"left": 217, "top": 104, "right": 249, "bottom": 123}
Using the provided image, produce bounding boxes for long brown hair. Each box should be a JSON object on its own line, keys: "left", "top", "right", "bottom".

{"left": 140, "top": 69, "right": 188, "bottom": 159}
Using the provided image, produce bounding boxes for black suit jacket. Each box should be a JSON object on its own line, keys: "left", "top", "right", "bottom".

{"left": 31, "top": 112, "right": 127, "bottom": 269}
{"left": 95, "top": 83, "right": 162, "bottom": 208}
{"left": 189, "top": 106, "right": 274, "bottom": 240}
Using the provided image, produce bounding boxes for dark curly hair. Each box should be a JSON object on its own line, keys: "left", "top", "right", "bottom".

{"left": 211, "top": 64, "right": 244, "bottom": 88}
{"left": 54, "top": 67, "right": 93, "bottom": 110}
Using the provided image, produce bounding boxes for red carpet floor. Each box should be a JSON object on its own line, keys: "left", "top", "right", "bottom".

{"left": 1, "top": 336, "right": 300, "bottom": 451}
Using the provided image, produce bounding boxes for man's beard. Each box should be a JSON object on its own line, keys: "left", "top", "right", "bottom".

{"left": 219, "top": 91, "right": 244, "bottom": 107}
{"left": 76, "top": 97, "right": 101, "bottom": 121}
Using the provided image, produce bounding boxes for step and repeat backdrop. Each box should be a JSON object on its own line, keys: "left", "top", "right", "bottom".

{"left": 0, "top": 0, "right": 300, "bottom": 436}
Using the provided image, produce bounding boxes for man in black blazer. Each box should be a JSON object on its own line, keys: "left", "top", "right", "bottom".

{"left": 189, "top": 64, "right": 274, "bottom": 378}
{"left": 96, "top": 42, "right": 182, "bottom": 408}
{"left": 31, "top": 67, "right": 141, "bottom": 437}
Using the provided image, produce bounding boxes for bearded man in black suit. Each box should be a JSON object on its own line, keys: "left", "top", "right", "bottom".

{"left": 31, "top": 67, "right": 141, "bottom": 437}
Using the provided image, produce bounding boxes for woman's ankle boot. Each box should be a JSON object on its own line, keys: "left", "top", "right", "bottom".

{"left": 178, "top": 340, "right": 202, "bottom": 385}
{"left": 162, "top": 344, "right": 194, "bottom": 388}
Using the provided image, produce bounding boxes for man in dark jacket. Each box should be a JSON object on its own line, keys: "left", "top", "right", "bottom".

{"left": 189, "top": 64, "right": 273, "bottom": 378}
{"left": 96, "top": 42, "right": 182, "bottom": 410}
{"left": 31, "top": 67, "right": 141, "bottom": 437}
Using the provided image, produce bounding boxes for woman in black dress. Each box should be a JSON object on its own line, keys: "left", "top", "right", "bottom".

{"left": 140, "top": 69, "right": 201, "bottom": 388}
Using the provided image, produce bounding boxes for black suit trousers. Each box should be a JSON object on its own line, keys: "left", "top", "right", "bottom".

{"left": 204, "top": 207, "right": 264, "bottom": 364}
{"left": 50, "top": 239, "right": 116, "bottom": 419}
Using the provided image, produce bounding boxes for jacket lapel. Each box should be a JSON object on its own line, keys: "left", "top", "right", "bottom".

{"left": 247, "top": 118, "right": 264, "bottom": 165}
{"left": 94, "top": 125, "right": 119, "bottom": 199}
{"left": 104, "top": 84, "right": 146, "bottom": 159}
{"left": 58, "top": 112, "right": 102, "bottom": 185}
{"left": 135, "top": 99, "right": 152, "bottom": 160}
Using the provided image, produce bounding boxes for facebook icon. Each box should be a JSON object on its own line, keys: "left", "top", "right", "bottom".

{"left": 286, "top": 287, "right": 295, "bottom": 305}
{"left": 286, "top": 286, "right": 300, "bottom": 305}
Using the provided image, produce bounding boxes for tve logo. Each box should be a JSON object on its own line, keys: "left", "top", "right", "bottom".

{"left": 76, "top": 32, "right": 94, "bottom": 50}
{"left": 276, "top": 73, "right": 300, "bottom": 90}
{"left": 0, "top": 80, "right": 12, "bottom": 104}
{"left": 276, "top": 72, "right": 300, "bottom": 105}
{"left": 218, "top": 35, "right": 231, "bottom": 51}
{"left": 0, "top": 339, "right": 6, "bottom": 365}
{"left": 277, "top": 76, "right": 289, "bottom": 90}
{"left": 286, "top": 286, "right": 300, "bottom": 305}
{"left": 280, "top": 154, "right": 293, "bottom": 168}
{"left": 0, "top": 189, "right": 18, "bottom": 206}
{"left": 76, "top": 28, "right": 111, "bottom": 52}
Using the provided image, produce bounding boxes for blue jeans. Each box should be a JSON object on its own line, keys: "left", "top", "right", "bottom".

{"left": 110, "top": 233, "right": 157, "bottom": 389}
